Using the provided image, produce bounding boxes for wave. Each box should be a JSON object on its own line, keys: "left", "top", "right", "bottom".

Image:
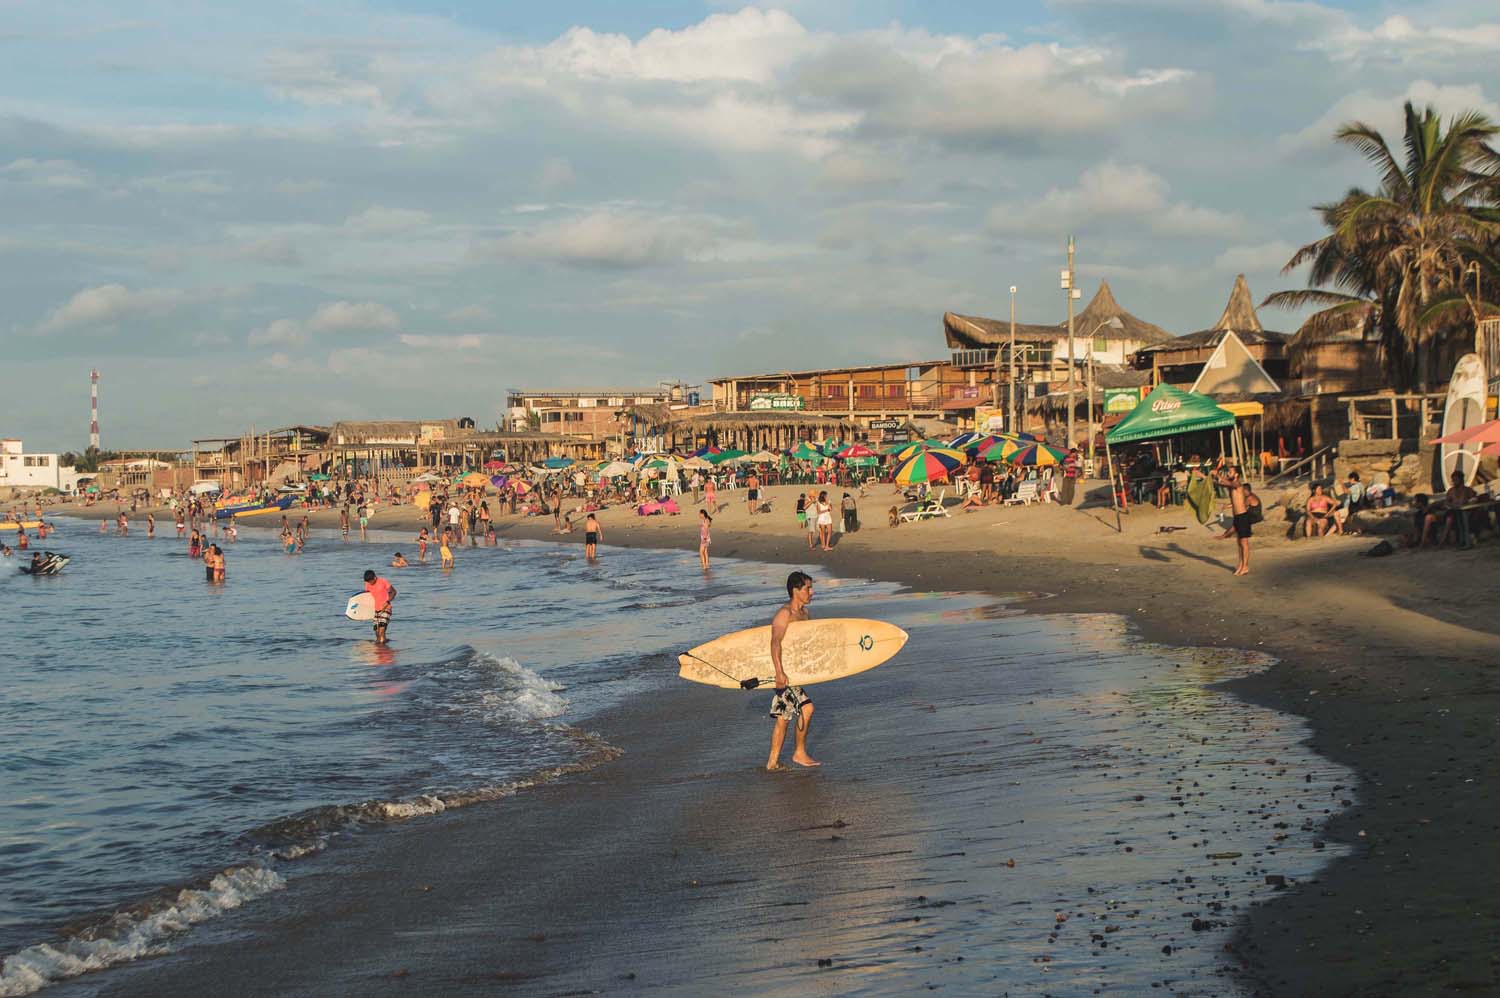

{"left": 0, "top": 646, "right": 620, "bottom": 996}
{"left": 0, "top": 866, "right": 284, "bottom": 997}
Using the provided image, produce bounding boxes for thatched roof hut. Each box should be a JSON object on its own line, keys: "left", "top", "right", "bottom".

{"left": 944, "top": 281, "right": 1172, "bottom": 354}
{"left": 330, "top": 420, "right": 461, "bottom": 445}
{"left": 1136, "top": 275, "right": 1287, "bottom": 360}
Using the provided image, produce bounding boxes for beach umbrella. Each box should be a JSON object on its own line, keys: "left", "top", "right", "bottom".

{"left": 948, "top": 431, "right": 986, "bottom": 449}
{"left": 790, "top": 442, "right": 821, "bottom": 460}
{"left": 490, "top": 474, "right": 508, "bottom": 488}
{"left": 846, "top": 456, "right": 879, "bottom": 468}
{"left": 1007, "top": 443, "right": 1067, "bottom": 466}
{"left": 682, "top": 456, "right": 715, "bottom": 470}
{"left": 413, "top": 491, "right": 432, "bottom": 510}
{"left": 414, "top": 471, "right": 444, "bottom": 483}
{"left": 836, "top": 443, "right": 879, "bottom": 459}
{"left": 747, "top": 450, "right": 778, "bottom": 463}
{"left": 819, "top": 439, "right": 845, "bottom": 456}
{"left": 483, "top": 460, "right": 505, "bottom": 470}
{"left": 307, "top": 472, "right": 330, "bottom": 481}
{"left": 597, "top": 461, "right": 636, "bottom": 478}
{"left": 980, "top": 438, "right": 1025, "bottom": 462}
{"left": 892, "top": 441, "right": 966, "bottom": 463}
{"left": 461, "top": 472, "right": 490, "bottom": 488}
{"left": 543, "top": 456, "right": 574, "bottom": 470}
{"left": 691, "top": 444, "right": 722, "bottom": 458}
{"left": 894, "top": 449, "right": 964, "bottom": 485}
{"left": 710, "top": 448, "right": 748, "bottom": 464}
{"left": 645, "top": 456, "right": 680, "bottom": 474}
{"left": 511, "top": 479, "right": 532, "bottom": 494}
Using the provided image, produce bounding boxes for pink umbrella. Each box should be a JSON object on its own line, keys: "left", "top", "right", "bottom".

{"left": 1432, "top": 419, "right": 1500, "bottom": 445}
{"left": 483, "top": 460, "right": 506, "bottom": 470}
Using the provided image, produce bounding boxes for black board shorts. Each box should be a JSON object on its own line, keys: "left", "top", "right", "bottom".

{"left": 1232, "top": 511, "right": 1253, "bottom": 539}
{"left": 585, "top": 531, "right": 598, "bottom": 545}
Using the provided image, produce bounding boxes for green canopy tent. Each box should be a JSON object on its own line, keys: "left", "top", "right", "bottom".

{"left": 1104, "top": 383, "right": 1236, "bottom": 445}
{"left": 1102, "top": 383, "right": 1236, "bottom": 531}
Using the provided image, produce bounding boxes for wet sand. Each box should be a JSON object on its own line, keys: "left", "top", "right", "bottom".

{"left": 63, "top": 484, "right": 1500, "bottom": 995}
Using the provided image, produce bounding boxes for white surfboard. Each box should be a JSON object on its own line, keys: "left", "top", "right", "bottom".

{"left": 1441, "top": 353, "right": 1486, "bottom": 487}
{"left": 678, "top": 618, "right": 908, "bottom": 690}
{"left": 345, "top": 592, "right": 376, "bottom": 622}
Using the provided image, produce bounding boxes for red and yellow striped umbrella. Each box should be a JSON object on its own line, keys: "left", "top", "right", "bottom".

{"left": 893, "top": 448, "right": 965, "bottom": 484}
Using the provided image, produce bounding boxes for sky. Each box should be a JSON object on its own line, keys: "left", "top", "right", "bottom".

{"left": 3, "top": 0, "right": 1498, "bottom": 451}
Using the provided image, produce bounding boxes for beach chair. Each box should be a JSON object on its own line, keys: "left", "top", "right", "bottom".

{"left": 1005, "top": 481, "right": 1039, "bottom": 506}
{"left": 899, "top": 489, "right": 949, "bottom": 522}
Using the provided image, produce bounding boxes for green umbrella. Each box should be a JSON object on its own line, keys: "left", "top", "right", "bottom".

{"left": 790, "top": 442, "right": 821, "bottom": 460}
{"left": 709, "top": 448, "right": 747, "bottom": 464}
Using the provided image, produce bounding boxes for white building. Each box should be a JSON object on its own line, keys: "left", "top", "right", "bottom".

{"left": 0, "top": 439, "right": 76, "bottom": 491}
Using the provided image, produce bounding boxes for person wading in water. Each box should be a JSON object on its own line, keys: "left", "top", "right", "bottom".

{"left": 767, "top": 571, "right": 820, "bottom": 770}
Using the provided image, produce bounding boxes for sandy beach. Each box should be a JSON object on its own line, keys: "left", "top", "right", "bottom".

{"left": 50, "top": 481, "right": 1500, "bottom": 997}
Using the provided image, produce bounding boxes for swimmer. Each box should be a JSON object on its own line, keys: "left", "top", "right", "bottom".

{"left": 584, "top": 512, "right": 602, "bottom": 562}
{"left": 391, "top": 552, "right": 409, "bottom": 568}
{"left": 416, "top": 528, "right": 429, "bottom": 563}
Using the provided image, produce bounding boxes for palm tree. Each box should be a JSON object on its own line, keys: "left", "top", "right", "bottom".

{"left": 1266, "top": 101, "right": 1500, "bottom": 389}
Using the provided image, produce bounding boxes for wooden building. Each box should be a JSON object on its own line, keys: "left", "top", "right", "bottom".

{"left": 192, "top": 425, "right": 330, "bottom": 489}
{"left": 1131, "top": 276, "right": 1289, "bottom": 388}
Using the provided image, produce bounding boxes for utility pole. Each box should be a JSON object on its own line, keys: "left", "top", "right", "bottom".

{"left": 1063, "top": 236, "right": 1077, "bottom": 448}
{"left": 1008, "top": 286, "right": 1018, "bottom": 433}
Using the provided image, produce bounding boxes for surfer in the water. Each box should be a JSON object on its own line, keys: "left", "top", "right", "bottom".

{"left": 363, "top": 569, "right": 396, "bottom": 645}
{"left": 767, "top": 571, "right": 819, "bottom": 770}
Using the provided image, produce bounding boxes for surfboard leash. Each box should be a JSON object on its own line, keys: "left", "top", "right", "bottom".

{"left": 680, "top": 651, "right": 771, "bottom": 690}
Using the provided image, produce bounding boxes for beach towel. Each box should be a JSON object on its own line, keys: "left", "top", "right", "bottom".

{"left": 1185, "top": 475, "right": 1215, "bottom": 524}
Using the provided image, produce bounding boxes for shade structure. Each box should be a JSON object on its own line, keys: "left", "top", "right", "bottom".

{"left": 483, "top": 460, "right": 505, "bottom": 470}
{"left": 710, "top": 448, "right": 748, "bottom": 464}
{"left": 644, "top": 457, "right": 680, "bottom": 474}
{"left": 820, "top": 439, "right": 845, "bottom": 456}
{"left": 1105, "top": 383, "right": 1235, "bottom": 445}
{"left": 894, "top": 449, "right": 964, "bottom": 484}
{"left": 790, "top": 442, "right": 822, "bottom": 460}
{"left": 598, "top": 460, "right": 636, "bottom": 477}
{"left": 836, "top": 443, "right": 879, "bottom": 459}
{"left": 1432, "top": 419, "right": 1500, "bottom": 446}
{"left": 490, "top": 475, "right": 507, "bottom": 488}
{"left": 307, "top": 473, "right": 330, "bottom": 481}
{"left": 460, "top": 472, "right": 490, "bottom": 488}
{"left": 980, "top": 438, "right": 1024, "bottom": 462}
{"left": 747, "top": 450, "right": 779, "bottom": 463}
{"left": 682, "top": 456, "right": 715, "bottom": 470}
{"left": 414, "top": 471, "right": 445, "bottom": 483}
{"left": 949, "top": 431, "right": 985, "bottom": 449}
{"left": 846, "top": 456, "right": 879, "bottom": 468}
{"left": 691, "top": 445, "right": 722, "bottom": 458}
{"left": 543, "top": 456, "right": 574, "bottom": 469}
{"left": 1007, "top": 443, "right": 1067, "bottom": 466}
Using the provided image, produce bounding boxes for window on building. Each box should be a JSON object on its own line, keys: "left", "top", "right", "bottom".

{"left": 1094, "top": 337, "right": 1109, "bottom": 353}
{"left": 564, "top": 411, "right": 584, "bottom": 422}
{"left": 542, "top": 411, "right": 561, "bottom": 422}
{"left": 858, "top": 384, "right": 877, "bottom": 398}
{"left": 826, "top": 385, "right": 847, "bottom": 399}
{"left": 888, "top": 384, "right": 904, "bottom": 399}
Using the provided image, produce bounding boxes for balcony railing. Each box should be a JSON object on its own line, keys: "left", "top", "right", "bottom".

{"left": 736, "top": 394, "right": 951, "bottom": 413}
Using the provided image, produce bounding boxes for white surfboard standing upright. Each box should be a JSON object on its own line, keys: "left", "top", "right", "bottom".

{"left": 678, "top": 618, "right": 908, "bottom": 689}
{"left": 1441, "top": 353, "right": 1487, "bottom": 487}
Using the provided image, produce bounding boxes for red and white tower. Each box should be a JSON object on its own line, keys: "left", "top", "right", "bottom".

{"left": 90, "top": 369, "right": 100, "bottom": 449}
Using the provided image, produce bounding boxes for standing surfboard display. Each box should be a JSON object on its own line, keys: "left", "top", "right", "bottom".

{"left": 679, "top": 618, "right": 907, "bottom": 689}
{"left": 1441, "top": 353, "right": 1486, "bottom": 486}
{"left": 345, "top": 592, "right": 376, "bottom": 622}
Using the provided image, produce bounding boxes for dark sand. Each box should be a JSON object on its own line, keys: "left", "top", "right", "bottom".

{"left": 60, "top": 485, "right": 1500, "bottom": 995}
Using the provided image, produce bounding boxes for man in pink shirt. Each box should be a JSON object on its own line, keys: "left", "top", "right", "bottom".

{"left": 363, "top": 569, "right": 397, "bottom": 645}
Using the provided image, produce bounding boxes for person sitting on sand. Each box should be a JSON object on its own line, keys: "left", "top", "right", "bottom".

{"left": 1304, "top": 484, "right": 1336, "bottom": 537}
{"left": 391, "top": 552, "right": 409, "bottom": 567}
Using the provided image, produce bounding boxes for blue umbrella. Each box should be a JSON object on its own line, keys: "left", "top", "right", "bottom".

{"left": 543, "top": 457, "right": 574, "bottom": 469}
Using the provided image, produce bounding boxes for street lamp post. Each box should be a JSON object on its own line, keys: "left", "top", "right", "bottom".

{"left": 1009, "top": 286, "right": 1018, "bottom": 433}
{"left": 1062, "top": 237, "right": 1079, "bottom": 448}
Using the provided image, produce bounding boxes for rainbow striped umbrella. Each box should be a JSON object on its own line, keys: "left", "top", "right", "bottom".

{"left": 893, "top": 449, "right": 965, "bottom": 484}
{"left": 892, "top": 441, "right": 965, "bottom": 463}
{"left": 1007, "top": 442, "right": 1067, "bottom": 466}
{"left": 949, "top": 431, "right": 986, "bottom": 449}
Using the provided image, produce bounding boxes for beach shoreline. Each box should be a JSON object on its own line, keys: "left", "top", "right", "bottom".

{"left": 55, "top": 483, "right": 1500, "bottom": 995}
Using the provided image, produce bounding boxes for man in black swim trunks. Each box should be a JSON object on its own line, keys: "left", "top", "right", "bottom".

{"left": 1213, "top": 458, "right": 1252, "bottom": 577}
{"left": 584, "top": 512, "right": 602, "bottom": 562}
{"left": 767, "top": 571, "right": 819, "bottom": 770}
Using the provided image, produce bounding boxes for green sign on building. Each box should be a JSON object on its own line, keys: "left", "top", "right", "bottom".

{"left": 748, "top": 393, "right": 805, "bottom": 411}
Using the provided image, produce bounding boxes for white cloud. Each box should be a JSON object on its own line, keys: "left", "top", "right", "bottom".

{"left": 489, "top": 209, "right": 742, "bottom": 269}
{"left": 1277, "top": 80, "right": 1500, "bottom": 161}
{"left": 537, "top": 157, "right": 576, "bottom": 193}
{"left": 130, "top": 171, "right": 230, "bottom": 195}
{"left": 248, "top": 318, "right": 305, "bottom": 347}
{"left": 1, "top": 158, "right": 93, "bottom": 189}
{"left": 445, "top": 304, "right": 493, "bottom": 322}
{"left": 307, "top": 300, "right": 400, "bottom": 332}
{"left": 399, "top": 333, "right": 485, "bottom": 350}
{"left": 327, "top": 346, "right": 381, "bottom": 376}
{"left": 37, "top": 284, "right": 189, "bottom": 333}
{"left": 989, "top": 163, "right": 1243, "bottom": 238}
{"left": 265, "top": 352, "right": 292, "bottom": 370}
{"left": 248, "top": 301, "right": 400, "bottom": 347}
{"left": 817, "top": 152, "right": 904, "bottom": 189}
{"left": 345, "top": 205, "right": 432, "bottom": 235}
{"left": 1214, "top": 240, "right": 1299, "bottom": 273}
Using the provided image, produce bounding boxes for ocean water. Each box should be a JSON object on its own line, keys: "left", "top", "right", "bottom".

{"left": 0, "top": 519, "right": 1355, "bottom": 996}
{"left": 0, "top": 520, "right": 894, "bottom": 996}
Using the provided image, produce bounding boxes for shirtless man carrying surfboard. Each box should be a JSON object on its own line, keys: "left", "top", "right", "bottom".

{"left": 767, "top": 571, "right": 820, "bottom": 770}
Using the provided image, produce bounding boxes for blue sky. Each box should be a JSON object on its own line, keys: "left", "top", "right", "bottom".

{"left": 3, "top": 0, "right": 1497, "bottom": 450}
